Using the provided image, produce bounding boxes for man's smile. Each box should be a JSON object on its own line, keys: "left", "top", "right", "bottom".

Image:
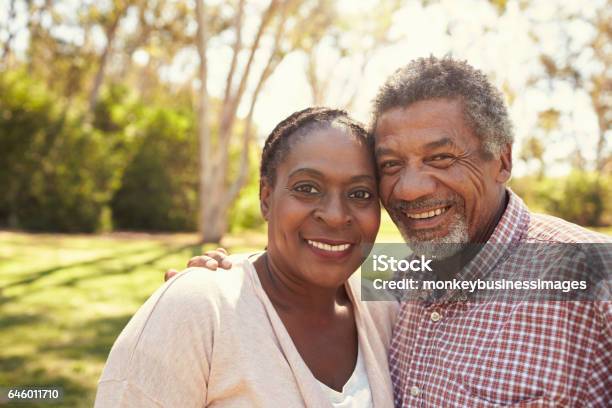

{"left": 403, "top": 206, "right": 450, "bottom": 220}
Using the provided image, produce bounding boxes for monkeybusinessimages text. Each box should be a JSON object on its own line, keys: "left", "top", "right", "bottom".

{"left": 370, "top": 255, "right": 588, "bottom": 293}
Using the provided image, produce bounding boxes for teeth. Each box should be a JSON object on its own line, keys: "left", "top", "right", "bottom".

{"left": 406, "top": 207, "right": 447, "bottom": 219}
{"left": 307, "top": 240, "right": 351, "bottom": 252}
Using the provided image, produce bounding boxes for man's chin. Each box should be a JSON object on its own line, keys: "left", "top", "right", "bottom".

{"left": 400, "top": 220, "right": 469, "bottom": 260}
{"left": 406, "top": 240, "right": 467, "bottom": 260}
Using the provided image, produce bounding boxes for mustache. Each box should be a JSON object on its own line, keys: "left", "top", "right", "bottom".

{"left": 390, "top": 195, "right": 462, "bottom": 212}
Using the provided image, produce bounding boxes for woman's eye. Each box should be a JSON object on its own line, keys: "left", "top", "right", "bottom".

{"left": 293, "top": 184, "right": 320, "bottom": 195}
{"left": 349, "top": 190, "right": 373, "bottom": 200}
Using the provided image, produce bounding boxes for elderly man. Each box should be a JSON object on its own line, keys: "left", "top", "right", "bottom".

{"left": 368, "top": 56, "right": 611, "bottom": 407}
{"left": 170, "top": 57, "right": 611, "bottom": 407}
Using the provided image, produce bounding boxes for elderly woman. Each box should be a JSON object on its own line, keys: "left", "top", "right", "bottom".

{"left": 95, "top": 108, "right": 398, "bottom": 407}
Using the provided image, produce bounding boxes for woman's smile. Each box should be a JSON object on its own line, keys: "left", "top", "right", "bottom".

{"left": 304, "top": 237, "right": 355, "bottom": 260}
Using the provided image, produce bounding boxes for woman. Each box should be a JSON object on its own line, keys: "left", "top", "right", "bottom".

{"left": 95, "top": 108, "right": 398, "bottom": 407}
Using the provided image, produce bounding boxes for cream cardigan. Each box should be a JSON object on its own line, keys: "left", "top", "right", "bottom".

{"left": 95, "top": 255, "right": 398, "bottom": 407}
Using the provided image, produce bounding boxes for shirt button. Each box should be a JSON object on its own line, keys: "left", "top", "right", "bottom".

{"left": 410, "top": 386, "right": 421, "bottom": 397}
{"left": 430, "top": 311, "right": 441, "bottom": 322}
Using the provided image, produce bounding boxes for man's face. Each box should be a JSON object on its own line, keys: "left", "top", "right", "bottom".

{"left": 374, "top": 98, "right": 511, "bottom": 258}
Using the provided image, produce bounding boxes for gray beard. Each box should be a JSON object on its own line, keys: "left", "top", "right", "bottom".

{"left": 398, "top": 212, "right": 469, "bottom": 260}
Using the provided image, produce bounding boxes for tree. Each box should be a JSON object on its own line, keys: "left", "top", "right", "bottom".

{"left": 195, "top": 0, "right": 335, "bottom": 242}
{"left": 533, "top": 0, "right": 611, "bottom": 173}
{"left": 303, "top": 0, "right": 401, "bottom": 110}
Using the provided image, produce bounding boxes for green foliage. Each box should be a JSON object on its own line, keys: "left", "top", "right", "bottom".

{"left": 110, "top": 107, "right": 199, "bottom": 231}
{"left": 0, "top": 69, "right": 263, "bottom": 233}
{"left": 0, "top": 70, "right": 124, "bottom": 232}
{"left": 510, "top": 172, "right": 611, "bottom": 226}
{"left": 227, "top": 174, "right": 265, "bottom": 233}
{"left": 227, "top": 140, "right": 265, "bottom": 233}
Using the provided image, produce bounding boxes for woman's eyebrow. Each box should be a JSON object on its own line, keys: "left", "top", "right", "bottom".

{"left": 287, "top": 168, "right": 375, "bottom": 183}
{"left": 287, "top": 168, "right": 324, "bottom": 179}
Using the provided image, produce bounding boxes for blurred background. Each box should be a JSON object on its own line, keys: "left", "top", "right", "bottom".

{"left": 0, "top": 0, "right": 610, "bottom": 406}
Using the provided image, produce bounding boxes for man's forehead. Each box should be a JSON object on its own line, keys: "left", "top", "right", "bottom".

{"left": 373, "top": 99, "right": 474, "bottom": 148}
{"left": 376, "top": 99, "right": 464, "bottom": 128}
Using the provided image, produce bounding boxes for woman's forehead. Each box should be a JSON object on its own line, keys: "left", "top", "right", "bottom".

{"left": 279, "top": 129, "right": 375, "bottom": 180}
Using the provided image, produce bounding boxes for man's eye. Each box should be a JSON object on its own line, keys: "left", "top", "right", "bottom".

{"left": 293, "top": 184, "right": 320, "bottom": 194}
{"left": 429, "top": 154, "right": 454, "bottom": 161}
{"left": 427, "top": 154, "right": 455, "bottom": 167}
{"left": 380, "top": 161, "right": 400, "bottom": 169}
{"left": 349, "top": 190, "right": 373, "bottom": 200}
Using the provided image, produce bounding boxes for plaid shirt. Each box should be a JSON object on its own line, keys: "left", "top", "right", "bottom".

{"left": 389, "top": 190, "right": 612, "bottom": 407}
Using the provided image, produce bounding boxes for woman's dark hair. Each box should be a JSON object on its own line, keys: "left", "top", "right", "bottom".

{"left": 260, "top": 107, "right": 371, "bottom": 188}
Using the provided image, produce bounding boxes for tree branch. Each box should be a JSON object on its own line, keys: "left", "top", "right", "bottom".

{"left": 224, "top": 2, "right": 289, "bottom": 206}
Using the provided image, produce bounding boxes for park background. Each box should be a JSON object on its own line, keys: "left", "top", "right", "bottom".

{"left": 1, "top": 0, "right": 610, "bottom": 406}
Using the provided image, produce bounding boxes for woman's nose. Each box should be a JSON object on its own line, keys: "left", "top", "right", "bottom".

{"left": 314, "top": 194, "right": 352, "bottom": 227}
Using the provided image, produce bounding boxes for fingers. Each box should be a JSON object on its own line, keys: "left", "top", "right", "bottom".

{"left": 215, "top": 248, "right": 232, "bottom": 269}
{"left": 164, "top": 269, "right": 178, "bottom": 282}
{"left": 187, "top": 256, "right": 219, "bottom": 270}
{"left": 187, "top": 248, "right": 232, "bottom": 270}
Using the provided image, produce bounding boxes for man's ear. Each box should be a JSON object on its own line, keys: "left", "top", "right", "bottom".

{"left": 260, "top": 179, "right": 272, "bottom": 221}
{"left": 496, "top": 143, "right": 512, "bottom": 183}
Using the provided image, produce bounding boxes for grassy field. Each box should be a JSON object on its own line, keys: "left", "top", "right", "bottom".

{"left": 0, "top": 215, "right": 609, "bottom": 407}
{"left": 0, "top": 230, "right": 268, "bottom": 407}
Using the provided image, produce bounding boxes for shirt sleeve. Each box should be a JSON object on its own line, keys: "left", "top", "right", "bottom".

{"left": 95, "top": 269, "right": 219, "bottom": 408}
{"left": 583, "top": 301, "right": 612, "bottom": 407}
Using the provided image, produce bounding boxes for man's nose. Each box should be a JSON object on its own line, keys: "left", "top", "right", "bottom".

{"left": 392, "top": 169, "right": 437, "bottom": 203}
{"left": 315, "top": 194, "right": 352, "bottom": 227}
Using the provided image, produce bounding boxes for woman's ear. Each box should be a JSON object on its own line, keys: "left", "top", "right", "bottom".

{"left": 260, "top": 179, "right": 272, "bottom": 221}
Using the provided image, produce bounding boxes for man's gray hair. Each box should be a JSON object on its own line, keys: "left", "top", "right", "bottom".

{"left": 371, "top": 56, "right": 514, "bottom": 156}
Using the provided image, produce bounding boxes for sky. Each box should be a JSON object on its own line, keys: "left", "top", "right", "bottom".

{"left": 248, "top": 0, "right": 605, "bottom": 177}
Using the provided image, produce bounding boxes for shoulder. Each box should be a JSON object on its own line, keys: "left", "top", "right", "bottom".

{"left": 109, "top": 256, "right": 256, "bottom": 356}
{"left": 527, "top": 212, "right": 612, "bottom": 243}
{"left": 98, "top": 256, "right": 257, "bottom": 390}
{"left": 165, "top": 254, "right": 255, "bottom": 305}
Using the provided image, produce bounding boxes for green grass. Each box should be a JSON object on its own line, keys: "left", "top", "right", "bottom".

{"left": 0, "top": 230, "right": 266, "bottom": 407}
{"left": 0, "top": 218, "right": 608, "bottom": 407}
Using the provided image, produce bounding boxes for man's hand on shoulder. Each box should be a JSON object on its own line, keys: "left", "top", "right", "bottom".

{"left": 164, "top": 248, "right": 232, "bottom": 281}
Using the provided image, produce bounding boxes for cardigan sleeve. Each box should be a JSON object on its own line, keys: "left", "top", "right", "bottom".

{"left": 95, "top": 268, "right": 221, "bottom": 408}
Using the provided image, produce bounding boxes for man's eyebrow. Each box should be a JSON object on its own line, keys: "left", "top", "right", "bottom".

{"left": 374, "top": 147, "right": 396, "bottom": 158}
{"left": 424, "top": 137, "right": 456, "bottom": 150}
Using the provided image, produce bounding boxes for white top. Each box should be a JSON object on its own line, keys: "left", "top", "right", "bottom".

{"left": 316, "top": 346, "right": 373, "bottom": 408}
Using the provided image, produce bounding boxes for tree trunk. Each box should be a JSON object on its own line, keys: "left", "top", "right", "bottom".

{"left": 195, "top": 0, "right": 224, "bottom": 243}
{"left": 88, "top": 13, "right": 121, "bottom": 112}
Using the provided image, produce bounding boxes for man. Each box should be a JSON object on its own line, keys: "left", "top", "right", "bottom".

{"left": 169, "top": 57, "right": 611, "bottom": 407}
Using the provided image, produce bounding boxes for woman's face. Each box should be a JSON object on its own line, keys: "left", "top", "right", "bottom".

{"left": 261, "top": 125, "right": 380, "bottom": 289}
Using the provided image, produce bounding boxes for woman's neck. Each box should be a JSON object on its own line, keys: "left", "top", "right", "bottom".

{"left": 253, "top": 253, "right": 349, "bottom": 318}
